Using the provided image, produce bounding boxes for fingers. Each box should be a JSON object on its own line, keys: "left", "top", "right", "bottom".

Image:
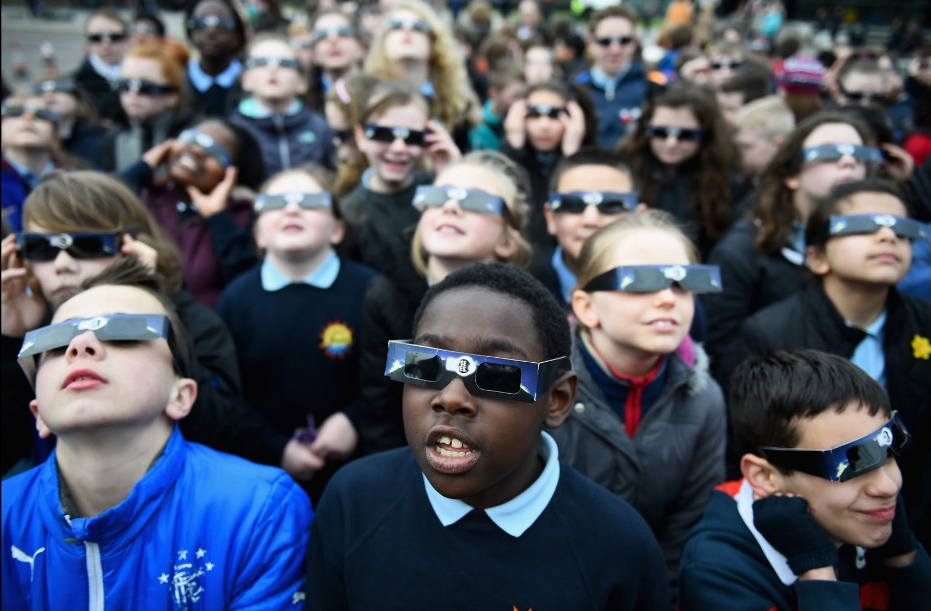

{"left": 121, "top": 235, "right": 159, "bottom": 273}
{"left": 1, "top": 234, "right": 21, "bottom": 269}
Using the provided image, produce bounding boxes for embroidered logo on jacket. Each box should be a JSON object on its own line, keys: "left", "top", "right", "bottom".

{"left": 320, "top": 321, "right": 353, "bottom": 358}
{"left": 158, "top": 548, "right": 215, "bottom": 610}
{"left": 11, "top": 545, "right": 45, "bottom": 582}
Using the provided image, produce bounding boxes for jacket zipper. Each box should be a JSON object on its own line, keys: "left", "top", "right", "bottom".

{"left": 85, "top": 542, "right": 104, "bottom": 611}
{"left": 274, "top": 114, "right": 290, "bottom": 169}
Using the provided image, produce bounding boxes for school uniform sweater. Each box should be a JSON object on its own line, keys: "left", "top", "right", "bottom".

{"left": 216, "top": 259, "right": 376, "bottom": 436}
{"left": 305, "top": 447, "right": 671, "bottom": 610}
{"left": 679, "top": 481, "right": 931, "bottom": 611}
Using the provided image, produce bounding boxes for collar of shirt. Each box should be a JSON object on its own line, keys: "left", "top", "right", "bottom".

{"left": 590, "top": 65, "right": 630, "bottom": 93}
{"left": 845, "top": 310, "right": 887, "bottom": 385}
{"left": 735, "top": 478, "right": 798, "bottom": 586}
{"left": 6, "top": 158, "right": 54, "bottom": 188}
{"left": 260, "top": 251, "right": 340, "bottom": 291}
{"left": 423, "top": 431, "right": 561, "bottom": 538}
{"left": 551, "top": 246, "right": 577, "bottom": 306}
{"left": 188, "top": 59, "right": 243, "bottom": 93}
{"left": 88, "top": 52, "right": 123, "bottom": 83}
{"left": 237, "top": 97, "right": 303, "bottom": 119}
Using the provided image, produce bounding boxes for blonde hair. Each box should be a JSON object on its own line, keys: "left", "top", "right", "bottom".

{"left": 363, "top": 0, "right": 479, "bottom": 132}
{"left": 735, "top": 95, "right": 795, "bottom": 138}
{"left": 411, "top": 151, "right": 533, "bottom": 275}
{"left": 575, "top": 210, "right": 700, "bottom": 292}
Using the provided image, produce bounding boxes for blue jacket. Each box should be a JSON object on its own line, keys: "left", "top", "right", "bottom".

{"left": 228, "top": 99, "right": 336, "bottom": 177}
{"left": 573, "top": 63, "right": 648, "bottom": 148}
{"left": 2, "top": 427, "right": 313, "bottom": 610}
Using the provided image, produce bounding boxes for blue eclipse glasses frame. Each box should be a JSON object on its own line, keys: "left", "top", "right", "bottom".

{"left": 18, "top": 314, "right": 180, "bottom": 384}
{"left": 827, "top": 214, "right": 929, "bottom": 242}
{"left": 762, "top": 412, "right": 910, "bottom": 482}
{"left": 33, "top": 79, "right": 76, "bottom": 94}
{"left": 412, "top": 185, "right": 506, "bottom": 216}
{"left": 177, "top": 129, "right": 232, "bottom": 167}
{"left": 311, "top": 26, "right": 356, "bottom": 43}
{"left": 254, "top": 192, "right": 333, "bottom": 212}
{"left": 645, "top": 125, "right": 704, "bottom": 142}
{"left": 802, "top": 144, "right": 883, "bottom": 164}
{"left": 526, "top": 105, "right": 566, "bottom": 119}
{"left": 1, "top": 104, "right": 61, "bottom": 125}
{"left": 187, "top": 15, "right": 238, "bottom": 32}
{"left": 384, "top": 17, "right": 432, "bottom": 34}
{"left": 549, "top": 192, "right": 638, "bottom": 214}
{"left": 583, "top": 264, "right": 723, "bottom": 293}
{"left": 16, "top": 232, "right": 121, "bottom": 261}
{"left": 363, "top": 123, "right": 428, "bottom": 147}
{"left": 384, "top": 340, "right": 569, "bottom": 402}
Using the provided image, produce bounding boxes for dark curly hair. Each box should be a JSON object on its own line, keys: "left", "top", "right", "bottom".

{"left": 619, "top": 80, "right": 737, "bottom": 243}
{"left": 413, "top": 262, "right": 570, "bottom": 361}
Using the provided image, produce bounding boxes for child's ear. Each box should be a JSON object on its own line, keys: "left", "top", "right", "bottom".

{"left": 354, "top": 124, "right": 367, "bottom": 151}
{"left": 571, "top": 289, "right": 599, "bottom": 329}
{"left": 29, "top": 400, "right": 53, "bottom": 439}
{"left": 543, "top": 370, "right": 578, "bottom": 429}
{"left": 543, "top": 202, "right": 558, "bottom": 237}
{"left": 805, "top": 244, "right": 830, "bottom": 275}
{"left": 329, "top": 219, "right": 346, "bottom": 246}
{"left": 164, "top": 377, "right": 197, "bottom": 421}
{"left": 492, "top": 228, "right": 520, "bottom": 261}
{"left": 784, "top": 172, "right": 800, "bottom": 192}
{"left": 741, "top": 453, "right": 783, "bottom": 500}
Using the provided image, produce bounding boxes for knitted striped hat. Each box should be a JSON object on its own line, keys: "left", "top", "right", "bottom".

{"left": 778, "top": 55, "right": 825, "bottom": 95}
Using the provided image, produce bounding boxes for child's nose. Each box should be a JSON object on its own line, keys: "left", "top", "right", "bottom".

{"left": 53, "top": 248, "right": 78, "bottom": 272}
{"left": 432, "top": 379, "right": 477, "bottom": 417}
{"left": 67, "top": 331, "right": 106, "bottom": 362}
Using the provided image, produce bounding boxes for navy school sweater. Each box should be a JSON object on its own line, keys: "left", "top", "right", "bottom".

{"left": 216, "top": 259, "right": 376, "bottom": 435}
{"left": 306, "top": 447, "right": 671, "bottom": 610}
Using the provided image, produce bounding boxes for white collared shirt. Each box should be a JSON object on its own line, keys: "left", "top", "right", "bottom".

{"left": 260, "top": 252, "right": 340, "bottom": 292}
{"left": 423, "top": 432, "right": 561, "bottom": 538}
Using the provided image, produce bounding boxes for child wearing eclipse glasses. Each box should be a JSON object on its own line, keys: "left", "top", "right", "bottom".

{"left": 502, "top": 79, "right": 588, "bottom": 248}
{"left": 340, "top": 80, "right": 460, "bottom": 275}
{"left": 183, "top": 0, "right": 248, "bottom": 118}
{"left": 217, "top": 165, "right": 376, "bottom": 503}
{"left": 229, "top": 33, "right": 336, "bottom": 177}
{"left": 357, "top": 151, "right": 533, "bottom": 455}
{"left": 679, "top": 349, "right": 930, "bottom": 611}
{"left": 551, "top": 209, "right": 726, "bottom": 602}
{"left": 1, "top": 96, "right": 71, "bottom": 232}
{"left": 1, "top": 258, "right": 313, "bottom": 609}
{"left": 306, "top": 262, "right": 670, "bottom": 610}
{"left": 726, "top": 179, "right": 931, "bottom": 554}
{"left": 127, "top": 117, "right": 266, "bottom": 307}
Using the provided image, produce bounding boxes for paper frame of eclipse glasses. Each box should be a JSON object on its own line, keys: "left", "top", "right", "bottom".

{"left": 177, "top": 129, "right": 232, "bottom": 167}
{"left": 762, "top": 412, "right": 909, "bottom": 482}
{"left": 583, "top": 264, "right": 723, "bottom": 294}
{"left": 33, "top": 79, "right": 76, "bottom": 94}
{"left": 549, "top": 192, "right": 638, "bottom": 214}
{"left": 412, "top": 186, "right": 506, "bottom": 215}
{"left": 311, "top": 26, "right": 356, "bottom": 43}
{"left": 244, "top": 57, "right": 301, "bottom": 70}
{"left": 254, "top": 192, "right": 333, "bottom": 213}
{"left": 87, "top": 32, "right": 127, "bottom": 43}
{"left": 526, "top": 105, "right": 567, "bottom": 119}
{"left": 363, "top": 124, "right": 428, "bottom": 147}
{"left": 187, "top": 15, "right": 238, "bottom": 31}
{"left": 384, "top": 340, "right": 570, "bottom": 402}
{"left": 1, "top": 105, "right": 61, "bottom": 125}
{"left": 16, "top": 232, "right": 121, "bottom": 261}
{"left": 644, "top": 125, "right": 704, "bottom": 142}
{"left": 826, "top": 214, "right": 930, "bottom": 242}
{"left": 802, "top": 144, "right": 883, "bottom": 164}
{"left": 384, "top": 17, "right": 432, "bottom": 34}
{"left": 17, "top": 314, "right": 178, "bottom": 385}
{"left": 116, "top": 79, "right": 179, "bottom": 96}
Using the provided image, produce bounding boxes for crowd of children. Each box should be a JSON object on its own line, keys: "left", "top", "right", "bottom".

{"left": 2, "top": 1, "right": 930, "bottom": 609}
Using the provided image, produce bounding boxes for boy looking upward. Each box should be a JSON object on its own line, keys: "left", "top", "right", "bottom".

{"left": 306, "top": 263, "right": 670, "bottom": 610}
{"left": 2, "top": 259, "right": 312, "bottom": 609}
{"left": 679, "top": 349, "right": 930, "bottom": 610}
{"left": 230, "top": 34, "right": 336, "bottom": 176}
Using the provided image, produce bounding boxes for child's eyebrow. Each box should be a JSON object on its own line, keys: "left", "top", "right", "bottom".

{"left": 414, "top": 333, "right": 530, "bottom": 360}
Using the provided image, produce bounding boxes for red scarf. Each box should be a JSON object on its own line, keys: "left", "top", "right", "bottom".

{"left": 588, "top": 341, "right": 665, "bottom": 437}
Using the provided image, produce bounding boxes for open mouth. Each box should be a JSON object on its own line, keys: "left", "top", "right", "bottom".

{"left": 425, "top": 431, "right": 481, "bottom": 474}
